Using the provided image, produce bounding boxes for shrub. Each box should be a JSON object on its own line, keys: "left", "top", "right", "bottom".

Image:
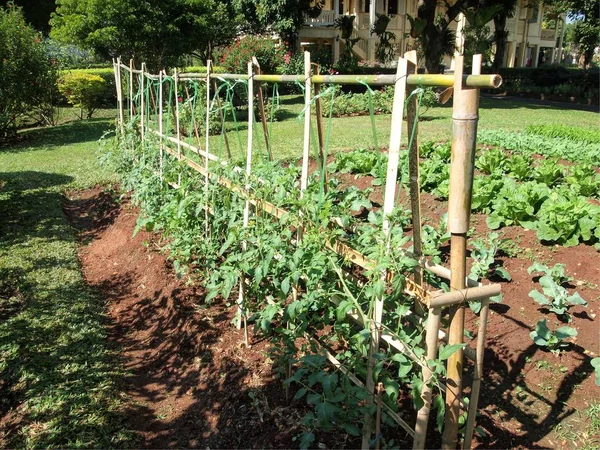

{"left": 220, "top": 36, "right": 286, "bottom": 75}
{"left": 58, "top": 72, "right": 106, "bottom": 119}
{"left": 0, "top": 3, "right": 59, "bottom": 139}
{"left": 60, "top": 68, "right": 116, "bottom": 106}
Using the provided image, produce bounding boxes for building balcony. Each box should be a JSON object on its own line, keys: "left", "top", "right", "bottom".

{"left": 304, "top": 9, "right": 336, "bottom": 26}
{"left": 540, "top": 29, "right": 556, "bottom": 41}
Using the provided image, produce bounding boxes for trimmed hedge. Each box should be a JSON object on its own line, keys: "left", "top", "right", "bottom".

{"left": 59, "top": 68, "right": 115, "bottom": 106}
{"left": 182, "top": 65, "right": 226, "bottom": 74}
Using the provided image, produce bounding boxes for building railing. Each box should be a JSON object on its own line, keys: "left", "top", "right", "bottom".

{"left": 540, "top": 29, "right": 556, "bottom": 41}
{"left": 304, "top": 9, "right": 336, "bottom": 26}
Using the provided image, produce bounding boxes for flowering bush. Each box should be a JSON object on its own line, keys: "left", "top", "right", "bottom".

{"left": 220, "top": 36, "right": 286, "bottom": 75}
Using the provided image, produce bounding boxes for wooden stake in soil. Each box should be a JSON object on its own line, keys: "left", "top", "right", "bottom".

{"left": 442, "top": 54, "right": 481, "bottom": 450}
{"left": 313, "top": 63, "right": 327, "bottom": 191}
{"left": 129, "top": 59, "right": 134, "bottom": 119}
{"left": 210, "top": 68, "right": 232, "bottom": 160}
{"left": 174, "top": 68, "right": 182, "bottom": 161}
{"left": 252, "top": 57, "right": 271, "bottom": 160}
{"left": 405, "top": 51, "right": 424, "bottom": 292}
{"left": 205, "top": 61, "right": 212, "bottom": 237}
{"left": 114, "top": 58, "right": 125, "bottom": 134}
{"left": 363, "top": 55, "right": 408, "bottom": 450}
{"left": 159, "top": 70, "right": 164, "bottom": 179}
{"left": 140, "top": 63, "right": 146, "bottom": 149}
{"left": 463, "top": 298, "right": 489, "bottom": 449}
{"left": 413, "top": 307, "right": 442, "bottom": 450}
{"left": 300, "top": 51, "right": 312, "bottom": 197}
{"left": 237, "top": 61, "right": 254, "bottom": 347}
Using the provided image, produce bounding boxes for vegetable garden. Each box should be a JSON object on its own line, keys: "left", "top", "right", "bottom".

{"left": 105, "top": 51, "right": 600, "bottom": 449}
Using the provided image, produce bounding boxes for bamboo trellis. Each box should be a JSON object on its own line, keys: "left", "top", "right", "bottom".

{"left": 113, "top": 52, "right": 502, "bottom": 450}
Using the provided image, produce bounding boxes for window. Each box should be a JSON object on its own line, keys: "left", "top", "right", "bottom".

{"left": 388, "top": 0, "right": 398, "bottom": 15}
{"left": 339, "top": 0, "right": 344, "bottom": 14}
{"left": 364, "top": 0, "right": 370, "bottom": 13}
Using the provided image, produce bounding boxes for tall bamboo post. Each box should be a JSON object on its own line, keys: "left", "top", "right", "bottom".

{"left": 129, "top": 59, "right": 134, "bottom": 119}
{"left": 463, "top": 298, "right": 489, "bottom": 449}
{"left": 405, "top": 51, "right": 424, "bottom": 295}
{"left": 174, "top": 68, "right": 181, "bottom": 161}
{"left": 252, "top": 57, "right": 271, "bottom": 160}
{"left": 313, "top": 63, "right": 327, "bottom": 191}
{"left": 412, "top": 307, "right": 442, "bottom": 449}
{"left": 362, "top": 55, "right": 409, "bottom": 450}
{"left": 300, "top": 51, "right": 312, "bottom": 196}
{"left": 210, "top": 69, "right": 232, "bottom": 160}
{"left": 205, "top": 60, "right": 212, "bottom": 236}
{"left": 442, "top": 54, "right": 481, "bottom": 450}
{"left": 236, "top": 61, "right": 254, "bottom": 346}
{"left": 140, "top": 63, "right": 146, "bottom": 149}
{"left": 159, "top": 70, "right": 164, "bottom": 179}
{"left": 114, "top": 58, "right": 125, "bottom": 133}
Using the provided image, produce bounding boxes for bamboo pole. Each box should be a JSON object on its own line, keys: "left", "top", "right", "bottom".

{"left": 300, "top": 51, "right": 312, "bottom": 196}
{"left": 184, "top": 83, "right": 204, "bottom": 149}
{"left": 313, "top": 63, "right": 327, "bottom": 191}
{"left": 252, "top": 57, "right": 271, "bottom": 160}
{"left": 114, "top": 58, "right": 125, "bottom": 133}
{"left": 463, "top": 298, "right": 489, "bottom": 449}
{"left": 159, "top": 70, "right": 164, "bottom": 179}
{"left": 140, "top": 63, "right": 145, "bottom": 149}
{"left": 375, "top": 382, "right": 383, "bottom": 450}
{"left": 210, "top": 69, "right": 232, "bottom": 160}
{"left": 129, "top": 59, "right": 134, "bottom": 119}
{"left": 211, "top": 73, "right": 501, "bottom": 88}
{"left": 363, "top": 55, "right": 409, "bottom": 450}
{"left": 205, "top": 61, "right": 212, "bottom": 236}
{"left": 442, "top": 54, "right": 482, "bottom": 450}
{"left": 405, "top": 51, "right": 424, "bottom": 294}
{"left": 413, "top": 307, "right": 442, "bottom": 450}
{"left": 236, "top": 61, "right": 254, "bottom": 347}
{"left": 174, "top": 68, "right": 181, "bottom": 161}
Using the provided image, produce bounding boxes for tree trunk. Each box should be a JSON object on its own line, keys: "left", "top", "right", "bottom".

{"left": 492, "top": 16, "right": 508, "bottom": 72}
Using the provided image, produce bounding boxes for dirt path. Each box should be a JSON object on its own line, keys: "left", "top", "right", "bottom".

{"left": 64, "top": 188, "right": 305, "bottom": 448}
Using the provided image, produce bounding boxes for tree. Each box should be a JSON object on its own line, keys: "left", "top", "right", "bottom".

{"left": 410, "top": 0, "right": 477, "bottom": 74}
{"left": 485, "top": 0, "right": 518, "bottom": 71}
{"left": 1, "top": 0, "right": 56, "bottom": 35}
{"left": 233, "top": 0, "right": 324, "bottom": 51}
{"left": 1, "top": 3, "right": 58, "bottom": 139}
{"left": 462, "top": 5, "right": 500, "bottom": 66}
{"left": 544, "top": 0, "right": 599, "bottom": 67}
{"left": 50, "top": 0, "right": 239, "bottom": 70}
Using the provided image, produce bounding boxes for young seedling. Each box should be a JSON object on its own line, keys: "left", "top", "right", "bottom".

{"left": 530, "top": 318, "right": 577, "bottom": 353}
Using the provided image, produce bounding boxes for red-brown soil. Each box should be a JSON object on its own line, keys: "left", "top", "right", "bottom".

{"left": 65, "top": 183, "right": 599, "bottom": 449}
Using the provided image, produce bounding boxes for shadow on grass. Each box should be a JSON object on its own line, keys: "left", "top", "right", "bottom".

{"left": 2, "top": 119, "right": 115, "bottom": 154}
{"left": 0, "top": 171, "right": 132, "bottom": 447}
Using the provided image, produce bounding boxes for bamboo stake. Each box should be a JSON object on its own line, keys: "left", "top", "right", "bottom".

{"left": 129, "top": 59, "right": 134, "bottom": 119}
{"left": 184, "top": 83, "right": 203, "bottom": 149}
{"left": 405, "top": 51, "right": 424, "bottom": 294}
{"left": 413, "top": 307, "right": 442, "bottom": 450}
{"left": 463, "top": 298, "right": 489, "bottom": 449}
{"left": 159, "top": 70, "right": 164, "bottom": 179}
{"left": 210, "top": 70, "right": 232, "bottom": 160}
{"left": 375, "top": 382, "right": 384, "bottom": 450}
{"left": 174, "top": 68, "right": 181, "bottom": 161}
{"left": 300, "top": 51, "right": 312, "bottom": 196}
{"left": 237, "top": 61, "right": 254, "bottom": 347}
{"left": 252, "top": 57, "right": 271, "bottom": 160}
{"left": 205, "top": 61, "right": 212, "bottom": 237}
{"left": 362, "top": 56, "right": 408, "bottom": 450}
{"left": 114, "top": 58, "right": 125, "bottom": 133}
{"left": 140, "top": 63, "right": 145, "bottom": 149}
{"left": 442, "top": 54, "right": 481, "bottom": 450}
{"left": 313, "top": 63, "right": 327, "bottom": 191}
{"left": 462, "top": 54, "right": 486, "bottom": 450}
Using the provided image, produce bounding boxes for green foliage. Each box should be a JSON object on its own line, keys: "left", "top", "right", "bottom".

{"left": 220, "top": 35, "right": 286, "bottom": 74}
{"left": 565, "top": 164, "right": 600, "bottom": 198}
{"left": 0, "top": 3, "right": 59, "bottom": 138}
{"left": 328, "top": 148, "right": 387, "bottom": 182}
{"left": 528, "top": 262, "right": 587, "bottom": 321}
{"left": 486, "top": 180, "right": 549, "bottom": 230}
{"left": 504, "top": 154, "right": 533, "bottom": 181}
{"left": 530, "top": 319, "right": 577, "bottom": 353}
{"left": 51, "top": 0, "right": 239, "bottom": 70}
{"left": 524, "top": 125, "right": 600, "bottom": 145}
{"left": 320, "top": 85, "right": 395, "bottom": 118}
{"left": 476, "top": 147, "right": 507, "bottom": 174}
{"left": 60, "top": 68, "right": 115, "bottom": 105}
{"left": 371, "top": 13, "right": 396, "bottom": 65}
{"left": 58, "top": 72, "right": 105, "bottom": 119}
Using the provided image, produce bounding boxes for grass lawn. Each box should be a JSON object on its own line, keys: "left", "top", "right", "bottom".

{"left": 190, "top": 95, "right": 600, "bottom": 161}
{"left": 0, "top": 113, "right": 132, "bottom": 448}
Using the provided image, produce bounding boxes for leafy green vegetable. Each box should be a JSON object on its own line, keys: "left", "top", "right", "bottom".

{"left": 530, "top": 319, "right": 577, "bottom": 353}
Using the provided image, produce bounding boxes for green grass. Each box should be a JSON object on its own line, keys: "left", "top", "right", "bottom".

{"left": 0, "top": 116, "right": 132, "bottom": 448}
{"left": 193, "top": 95, "right": 600, "bottom": 161}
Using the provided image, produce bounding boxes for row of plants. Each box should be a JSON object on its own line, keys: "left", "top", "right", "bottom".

{"left": 523, "top": 124, "right": 600, "bottom": 145}
{"left": 327, "top": 141, "right": 600, "bottom": 248}
{"left": 101, "top": 123, "right": 481, "bottom": 447}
